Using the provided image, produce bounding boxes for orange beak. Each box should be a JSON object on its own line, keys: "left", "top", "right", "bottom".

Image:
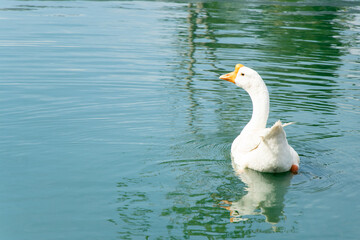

{"left": 219, "top": 64, "right": 244, "bottom": 84}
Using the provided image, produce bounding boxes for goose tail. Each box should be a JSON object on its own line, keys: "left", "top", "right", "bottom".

{"left": 261, "top": 120, "right": 295, "bottom": 142}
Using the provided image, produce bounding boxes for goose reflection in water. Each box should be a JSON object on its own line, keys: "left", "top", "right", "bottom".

{"left": 220, "top": 169, "right": 293, "bottom": 224}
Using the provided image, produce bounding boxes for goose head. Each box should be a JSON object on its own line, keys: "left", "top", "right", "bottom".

{"left": 219, "top": 64, "right": 265, "bottom": 92}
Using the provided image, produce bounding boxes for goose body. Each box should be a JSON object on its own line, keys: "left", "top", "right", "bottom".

{"left": 219, "top": 64, "right": 299, "bottom": 173}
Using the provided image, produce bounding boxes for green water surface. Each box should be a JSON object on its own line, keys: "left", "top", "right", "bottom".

{"left": 1, "top": 0, "right": 360, "bottom": 239}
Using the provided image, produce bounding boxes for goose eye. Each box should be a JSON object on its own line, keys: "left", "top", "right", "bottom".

{"left": 241, "top": 73, "right": 245, "bottom": 76}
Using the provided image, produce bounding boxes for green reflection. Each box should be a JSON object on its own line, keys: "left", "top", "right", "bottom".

{"left": 115, "top": 159, "right": 297, "bottom": 239}
{"left": 157, "top": 1, "right": 353, "bottom": 238}
{"left": 255, "top": 4, "right": 351, "bottom": 116}
{"left": 113, "top": 1, "right": 357, "bottom": 239}
{"left": 167, "top": 1, "right": 353, "bottom": 145}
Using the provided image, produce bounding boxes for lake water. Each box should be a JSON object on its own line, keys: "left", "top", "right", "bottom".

{"left": 1, "top": 0, "right": 360, "bottom": 239}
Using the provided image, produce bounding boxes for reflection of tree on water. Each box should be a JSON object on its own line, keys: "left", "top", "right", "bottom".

{"left": 151, "top": 5, "right": 296, "bottom": 238}
{"left": 156, "top": 160, "right": 297, "bottom": 238}
{"left": 170, "top": 3, "right": 219, "bottom": 134}
{"left": 114, "top": 161, "right": 296, "bottom": 238}
{"left": 253, "top": 3, "right": 355, "bottom": 145}
{"left": 114, "top": 2, "right": 356, "bottom": 239}
{"left": 170, "top": 2, "right": 352, "bottom": 141}
{"left": 162, "top": 2, "right": 352, "bottom": 238}
{"left": 256, "top": 4, "right": 350, "bottom": 116}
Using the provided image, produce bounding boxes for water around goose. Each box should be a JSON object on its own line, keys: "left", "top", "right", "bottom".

{"left": 1, "top": 0, "right": 360, "bottom": 239}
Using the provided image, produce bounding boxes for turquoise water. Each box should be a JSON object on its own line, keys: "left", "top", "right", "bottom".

{"left": 1, "top": 0, "right": 360, "bottom": 239}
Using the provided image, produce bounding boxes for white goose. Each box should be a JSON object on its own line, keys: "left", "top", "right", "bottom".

{"left": 219, "top": 64, "right": 299, "bottom": 174}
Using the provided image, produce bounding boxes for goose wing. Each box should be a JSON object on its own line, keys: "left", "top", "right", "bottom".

{"left": 257, "top": 120, "right": 294, "bottom": 150}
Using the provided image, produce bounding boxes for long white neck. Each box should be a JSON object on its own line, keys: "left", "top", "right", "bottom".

{"left": 243, "top": 82, "right": 269, "bottom": 131}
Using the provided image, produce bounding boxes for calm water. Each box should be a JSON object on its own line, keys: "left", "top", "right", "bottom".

{"left": 1, "top": 0, "right": 360, "bottom": 239}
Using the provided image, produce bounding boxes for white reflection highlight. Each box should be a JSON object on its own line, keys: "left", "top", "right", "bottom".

{"left": 221, "top": 169, "right": 293, "bottom": 224}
